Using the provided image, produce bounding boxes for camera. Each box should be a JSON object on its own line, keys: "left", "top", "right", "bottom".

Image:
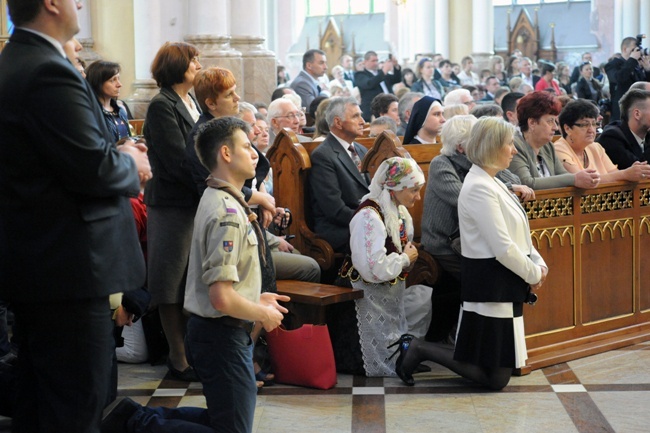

{"left": 635, "top": 34, "right": 650, "bottom": 56}
{"left": 525, "top": 287, "right": 538, "bottom": 306}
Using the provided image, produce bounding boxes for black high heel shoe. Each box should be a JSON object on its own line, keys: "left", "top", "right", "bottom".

{"left": 387, "top": 334, "right": 416, "bottom": 386}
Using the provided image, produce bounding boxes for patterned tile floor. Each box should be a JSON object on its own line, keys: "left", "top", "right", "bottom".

{"left": 2, "top": 342, "right": 648, "bottom": 432}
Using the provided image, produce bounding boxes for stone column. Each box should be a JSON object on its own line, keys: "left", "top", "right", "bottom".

{"left": 410, "top": 0, "right": 435, "bottom": 56}
{"left": 448, "top": 0, "right": 472, "bottom": 63}
{"left": 185, "top": 0, "right": 243, "bottom": 96}
{"left": 471, "top": 0, "right": 494, "bottom": 69}
{"left": 124, "top": 0, "right": 165, "bottom": 119}
{"left": 433, "top": 0, "right": 449, "bottom": 58}
{"left": 230, "top": 0, "right": 276, "bottom": 104}
{"left": 77, "top": 1, "right": 100, "bottom": 65}
{"left": 640, "top": 2, "right": 650, "bottom": 52}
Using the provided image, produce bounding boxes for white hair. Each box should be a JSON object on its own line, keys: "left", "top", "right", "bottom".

{"left": 443, "top": 88, "right": 471, "bottom": 106}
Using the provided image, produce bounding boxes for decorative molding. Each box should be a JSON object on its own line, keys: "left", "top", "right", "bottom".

{"left": 525, "top": 196, "right": 573, "bottom": 219}
{"left": 580, "top": 190, "right": 633, "bottom": 213}
{"left": 639, "top": 188, "right": 650, "bottom": 206}
{"left": 581, "top": 219, "right": 633, "bottom": 243}
{"left": 531, "top": 226, "right": 574, "bottom": 248}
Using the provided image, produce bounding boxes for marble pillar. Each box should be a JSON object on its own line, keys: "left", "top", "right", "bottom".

{"left": 471, "top": 0, "right": 494, "bottom": 70}
{"left": 124, "top": 0, "right": 165, "bottom": 119}
{"left": 410, "top": 0, "right": 435, "bottom": 56}
{"left": 230, "top": 0, "right": 276, "bottom": 104}
{"left": 185, "top": 0, "right": 243, "bottom": 96}
{"left": 433, "top": 0, "right": 449, "bottom": 58}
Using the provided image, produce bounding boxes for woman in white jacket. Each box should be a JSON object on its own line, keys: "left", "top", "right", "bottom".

{"left": 390, "top": 117, "right": 548, "bottom": 390}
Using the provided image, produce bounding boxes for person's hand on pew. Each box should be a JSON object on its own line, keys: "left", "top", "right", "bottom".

{"left": 511, "top": 184, "right": 535, "bottom": 202}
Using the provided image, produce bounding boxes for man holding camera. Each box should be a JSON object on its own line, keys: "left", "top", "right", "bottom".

{"left": 605, "top": 35, "right": 650, "bottom": 121}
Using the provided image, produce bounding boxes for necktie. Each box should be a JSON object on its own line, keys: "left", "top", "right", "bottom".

{"left": 348, "top": 144, "right": 362, "bottom": 172}
{"left": 317, "top": 85, "right": 322, "bottom": 94}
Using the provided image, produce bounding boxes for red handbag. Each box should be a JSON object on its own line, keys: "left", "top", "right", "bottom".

{"left": 265, "top": 324, "right": 337, "bottom": 390}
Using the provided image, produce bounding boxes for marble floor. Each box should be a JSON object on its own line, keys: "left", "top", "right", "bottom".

{"left": 1, "top": 341, "right": 648, "bottom": 432}
{"left": 115, "top": 341, "right": 649, "bottom": 433}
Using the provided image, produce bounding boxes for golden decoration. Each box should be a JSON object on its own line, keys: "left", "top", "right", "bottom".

{"left": 524, "top": 197, "right": 573, "bottom": 219}
{"left": 580, "top": 190, "right": 633, "bottom": 214}
{"left": 581, "top": 219, "right": 633, "bottom": 243}
{"left": 531, "top": 226, "right": 574, "bottom": 248}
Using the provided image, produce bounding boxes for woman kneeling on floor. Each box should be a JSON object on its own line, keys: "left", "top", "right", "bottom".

{"left": 391, "top": 117, "right": 548, "bottom": 390}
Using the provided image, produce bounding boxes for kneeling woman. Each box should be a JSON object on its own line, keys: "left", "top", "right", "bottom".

{"left": 349, "top": 157, "right": 423, "bottom": 376}
{"left": 392, "top": 117, "right": 548, "bottom": 390}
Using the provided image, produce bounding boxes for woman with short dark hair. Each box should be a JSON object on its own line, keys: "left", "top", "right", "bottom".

{"left": 554, "top": 99, "right": 650, "bottom": 181}
{"left": 508, "top": 91, "right": 601, "bottom": 189}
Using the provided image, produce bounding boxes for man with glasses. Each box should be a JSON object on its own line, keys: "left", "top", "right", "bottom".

{"left": 443, "top": 88, "right": 476, "bottom": 111}
{"left": 267, "top": 98, "right": 310, "bottom": 144}
{"left": 0, "top": 0, "right": 151, "bottom": 431}
{"left": 600, "top": 89, "right": 650, "bottom": 169}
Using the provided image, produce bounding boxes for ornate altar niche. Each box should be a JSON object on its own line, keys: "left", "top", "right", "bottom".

{"left": 496, "top": 7, "right": 557, "bottom": 63}
{"left": 315, "top": 17, "right": 357, "bottom": 74}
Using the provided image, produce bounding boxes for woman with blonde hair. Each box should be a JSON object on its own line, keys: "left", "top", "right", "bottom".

{"left": 392, "top": 117, "right": 547, "bottom": 390}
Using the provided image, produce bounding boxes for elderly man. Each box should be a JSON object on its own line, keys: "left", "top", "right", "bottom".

{"left": 369, "top": 116, "right": 397, "bottom": 137}
{"left": 518, "top": 57, "right": 540, "bottom": 89}
{"left": 600, "top": 89, "right": 650, "bottom": 169}
{"left": 309, "top": 97, "right": 370, "bottom": 252}
{"left": 0, "top": 0, "right": 151, "bottom": 431}
{"left": 396, "top": 91, "right": 423, "bottom": 136}
{"left": 267, "top": 97, "right": 311, "bottom": 145}
{"left": 290, "top": 49, "right": 328, "bottom": 110}
{"left": 355, "top": 50, "right": 402, "bottom": 122}
{"left": 443, "top": 88, "right": 475, "bottom": 111}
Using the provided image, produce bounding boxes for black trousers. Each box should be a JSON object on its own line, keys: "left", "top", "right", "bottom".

{"left": 12, "top": 297, "right": 113, "bottom": 433}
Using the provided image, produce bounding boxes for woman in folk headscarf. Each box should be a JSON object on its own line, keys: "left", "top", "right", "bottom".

{"left": 346, "top": 157, "right": 425, "bottom": 377}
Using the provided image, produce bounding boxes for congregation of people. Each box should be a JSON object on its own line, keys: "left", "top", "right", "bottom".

{"left": 1, "top": 1, "right": 650, "bottom": 431}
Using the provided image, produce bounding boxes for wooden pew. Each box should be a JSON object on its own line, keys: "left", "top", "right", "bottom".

{"left": 129, "top": 119, "right": 145, "bottom": 136}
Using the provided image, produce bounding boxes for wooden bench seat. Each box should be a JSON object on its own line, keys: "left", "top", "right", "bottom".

{"left": 276, "top": 280, "right": 363, "bottom": 327}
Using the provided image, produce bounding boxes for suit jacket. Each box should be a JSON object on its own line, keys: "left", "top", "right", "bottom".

{"left": 599, "top": 120, "right": 650, "bottom": 169}
{"left": 575, "top": 76, "right": 602, "bottom": 102}
{"left": 508, "top": 134, "right": 575, "bottom": 189}
{"left": 355, "top": 67, "right": 402, "bottom": 121}
{"left": 143, "top": 87, "right": 200, "bottom": 207}
{"left": 290, "top": 70, "right": 321, "bottom": 110}
{"left": 605, "top": 57, "right": 650, "bottom": 121}
{"left": 520, "top": 73, "right": 541, "bottom": 88}
{"left": 570, "top": 65, "right": 601, "bottom": 84}
{"left": 308, "top": 133, "right": 370, "bottom": 251}
{"left": 0, "top": 29, "right": 145, "bottom": 302}
{"left": 458, "top": 165, "right": 545, "bottom": 300}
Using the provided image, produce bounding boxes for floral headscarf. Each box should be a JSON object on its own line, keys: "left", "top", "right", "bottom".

{"left": 361, "top": 157, "right": 425, "bottom": 251}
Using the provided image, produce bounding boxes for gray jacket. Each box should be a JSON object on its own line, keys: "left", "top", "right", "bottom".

{"left": 509, "top": 133, "right": 575, "bottom": 189}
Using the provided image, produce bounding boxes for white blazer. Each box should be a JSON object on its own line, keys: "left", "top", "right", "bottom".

{"left": 458, "top": 165, "right": 545, "bottom": 286}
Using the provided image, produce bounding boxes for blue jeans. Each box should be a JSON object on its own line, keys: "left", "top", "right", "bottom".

{"left": 185, "top": 315, "right": 257, "bottom": 433}
{"left": 128, "top": 405, "right": 213, "bottom": 433}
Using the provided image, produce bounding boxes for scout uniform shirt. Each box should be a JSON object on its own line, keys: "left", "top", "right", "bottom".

{"left": 184, "top": 183, "right": 262, "bottom": 318}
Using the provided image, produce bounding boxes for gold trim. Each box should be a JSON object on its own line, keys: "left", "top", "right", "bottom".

{"left": 581, "top": 219, "right": 633, "bottom": 243}
{"left": 524, "top": 196, "right": 573, "bottom": 219}
{"left": 582, "top": 312, "right": 635, "bottom": 326}
{"left": 525, "top": 325, "right": 576, "bottom": 339}
{"left": 580, "top": 190, "right": 633, "bottom": 213}
{"left": 530, "top": 226, "right": 574, "bottom": 248}
{"left": 640, "top": 188, "right": 650, "bottom": 206}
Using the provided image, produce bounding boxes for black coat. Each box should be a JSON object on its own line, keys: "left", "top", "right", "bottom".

{"left": 0, "top": 30, "right": 145, "bottom": 302}
{"left": 599, "top": 120, "right": 650, "bottom": 169}
{"left": 355, "top": 67, "right": 402, "bottom": 122}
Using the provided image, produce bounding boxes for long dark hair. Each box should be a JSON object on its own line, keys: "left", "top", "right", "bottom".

{"left": 85, "top": 61, "right": 121, "bottom": 99}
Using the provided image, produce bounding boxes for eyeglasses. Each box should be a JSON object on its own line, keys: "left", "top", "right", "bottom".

{"left": 574, "top": 121, "right": 601, "bottom": 129}
{"left": 275, "top": 112, "right": 300, "bottom": 120}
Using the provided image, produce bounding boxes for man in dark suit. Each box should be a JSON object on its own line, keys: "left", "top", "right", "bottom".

{"left": 341, "top": 54, "right": 356, "bottom": 86}
{"left": 600, "top": 89, "right": 650, "bottom": 169}
{"left": 0, "top": 1, "right": 150, "bottom": 431}
{"left": 355, "top": 50, "right": 402, "bottom": 122}
{"left": 290, "top": 49, "right": 328, "bottom": 110}
{"left": 309, "top": 97, "right": 370, "bottom": 252}
{"left": 480, "top": 76, "right": 500, "bottom": 102}
{"left": 605, "top": 37, "right": 650, "bottom": 121}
